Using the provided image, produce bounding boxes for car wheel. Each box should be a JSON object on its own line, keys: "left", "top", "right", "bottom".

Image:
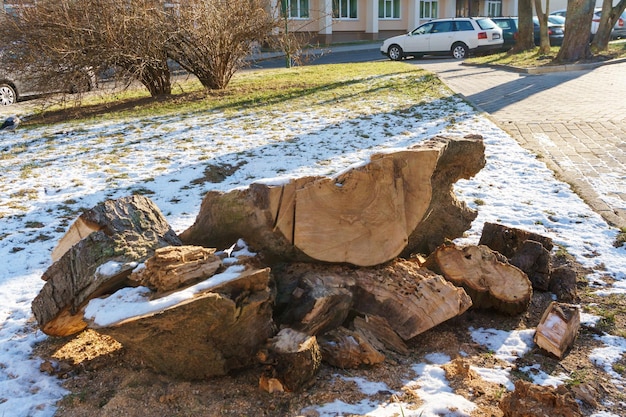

{"left": 451, "top": 42, "right": 469, "bottom": 59}
{"left": 388, "top": 45, "right": 403, "bottom": 61}
{"left": 0, "top": 83, "right": 17, "bottom": 106}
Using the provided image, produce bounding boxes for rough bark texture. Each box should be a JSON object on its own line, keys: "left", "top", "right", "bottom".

{"left": 555, "top": 0, "right": 595, "bottom": 62}
{"left": 424, "top": 244, "right": 532, "bottom": 315}
{"left": 534, "top": 302, "right": 580, "bottom": 359}
{"left": 258, "top": 328, "right": 322, "bottom": 392}
{"left": 499, "top": 380, "right": 582, "bottom": 417}
{"left": 90, "top": 266, "right": 275, "bottom": 380}
{"left": 591, "top": 0, "right": 626, "bottom": 52}
{"left": 478, "top": 222, "right": 553, "bottom": 291}
{"left": 32, "top": 195, "right": 182, "bottom": 337}
{"left": 549, "top": 265, "right": 579, "bottom": 303}
{"left": 180, "top": 135, "right": 485, "bottom": 266}
{"left": 513, "top": 0, "right": 535, "bottom": 51}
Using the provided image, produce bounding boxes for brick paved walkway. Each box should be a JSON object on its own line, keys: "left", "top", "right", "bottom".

{"left": 415, "top": 59, "right": 626, "bottom": 229}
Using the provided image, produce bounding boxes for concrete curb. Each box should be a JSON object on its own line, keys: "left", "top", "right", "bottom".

{"left": 464, "top": 56, "right": 626, "bottom": 74}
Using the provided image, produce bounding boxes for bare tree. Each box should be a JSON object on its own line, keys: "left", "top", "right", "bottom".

{"left": 512, "top": 0, "right": 535, "bottom": 52}
{"left": 166, "top": 0, "right": 277, "bottom": 90}
{"left": 555, "top": 0, "right": 595, "bottom": 62}
{"left": 534, "top": 0, "right": 551, "bottom": 54}
{"left": 0, "top": 0, "right": 172, "bottom": 98}
{"left": 591, "top": 0, "right": 626, "bottom": 52}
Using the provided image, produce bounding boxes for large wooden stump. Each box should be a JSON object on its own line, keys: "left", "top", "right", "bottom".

{"left": 86, "top": 266, "right": 276, "bottom": 380}
{"left": 424, "top": 244, "right": 532, "bottom": 315}
{"left": 32, "top": 195, "right": 182, "bottom": 337}
{"left": 180, "top": 135, "right": 485, "bottom": 266}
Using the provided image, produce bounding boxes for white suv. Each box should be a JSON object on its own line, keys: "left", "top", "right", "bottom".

{"left": 380, "top": 17, "right": 503, "bottom": 60}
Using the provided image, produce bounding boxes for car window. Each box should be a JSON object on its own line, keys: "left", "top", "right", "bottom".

{"left": 495, "top": 20, "right": 512, "bottom": 30}
{"left": 476, "top": 18, "right": 496, "bottom": 30}
{"left": 455, "top": 21, "right": 474, "bottom": 31}
{"left": 412, "top": 22, "right": 434, "bottom": 35}
{"left": 432, "top": 21, "right": 453, "bottom": 33}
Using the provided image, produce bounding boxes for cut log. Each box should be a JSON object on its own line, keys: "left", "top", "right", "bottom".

{"left": 318, "top": 326, "right": 385, "bottom": 369}
{"left": 258, "top": 328, "right": 321, "bottom": 392}
{"left": 549, "top": 265, "right": 579, "bottom": 303}
{"left": 32, "top": 195, "right": 182, "bottom": 337}
{"left": 180, "top": 135, "right": 485, "bottom": 266}
{"left": 353, "top": 315, "right": 409, "bottom": 355}
{"left": 130, "top": 245, "right": 222, "bottom": 293}
{"left": 479, "top": 222, "right": 553, "bottom": 291}
{"left": 86, "top": 266, "right": 275, "bottom": 380}
{"left": 534, "top": 302, "right": 580, "bottom": 359}
{"left": 273, "top": 260, "right": 472, "bottom": 342}
{"left": 424, "top": 244, "right": 532, "bottom": 315}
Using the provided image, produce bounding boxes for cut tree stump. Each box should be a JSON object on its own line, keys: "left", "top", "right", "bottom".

{"left": 424, "top": 244, "right": 532, "bottom": 315}
{"left": 32, "top": 195, "right": 182, "bottom": 337}
{"left": 180, "top": 135, "right": 485, "bottom": 266}
{"left": 86, "top": 266, "right": 275, "bottom": 380}
{"left": 534, "top": 302, "right": 580, "bottom": 359}
{"left": 258, "top": 328, "right": 322, "bottom": 392}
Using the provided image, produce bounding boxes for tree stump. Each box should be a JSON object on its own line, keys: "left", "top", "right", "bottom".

{"left": 534, "top": 302, "right": 580, "bottom": 359}
{"left": 258, "top": 328, "right": 321, "bottom": 392}
{"left": 180, "top": 135, "right": 485, "bottom": 266}
{"left": 424, "top": 244, "right": 532, "bottom": 315}
{"left": 32, "top": 195, "right": 182, "bottom": 337}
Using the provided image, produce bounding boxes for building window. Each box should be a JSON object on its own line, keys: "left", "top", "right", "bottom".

{"left": 379, "top": 0, "right": 400, "bottom": 19}
{"left": 486, "top": 0, "right": 501, "bottom": 17}
{"left": 420, "top": 0, "right": 438, "bottom": 19}
{"left": 282, "top": 0, "right": 310, "bottom": 18}
{"left": 333, "top": 0, "right": 357, "bottom": 19}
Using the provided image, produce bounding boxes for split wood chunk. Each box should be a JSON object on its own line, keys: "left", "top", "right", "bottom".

{"left": 89, "top": 267, "right": 275, "bottom": 380}
{"left": 479, "top": 222, "right": 553, "bottom": 291}
{"left": 534, "top": 302, "right": 580, "bottom": 359}
{"left": 499, "top": 380, "right": 582, "bottom": 417}
{"left": 32, "top": 195, "right": 182, "bottom": 337}
{"left": 318, "top": 326, "right": 385, "bottom": 369}
{"left": 130, "top": 245, "right": 222, "bottom": 293}
{"left": 258, "top": 328, "right": 321, "bottom": 392}
{"left": 352, "top": 260, "right": 472, "bottom": 340}
{"left": 180, "top": 135, "right": 485, "bottom": 266}
{"left": 353, "top": 315, "right": 409, "bottom": 355}
{"left": 424, "top": 244, "right": 532, "bottom": 315}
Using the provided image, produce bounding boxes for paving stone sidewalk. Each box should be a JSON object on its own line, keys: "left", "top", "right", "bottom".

{"left": 415, "top": 59, "right": 626, "bottom": 229}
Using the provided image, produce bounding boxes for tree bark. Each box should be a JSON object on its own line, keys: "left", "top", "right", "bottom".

{"left": 180, "top": 135, "right": 485, "bottom": 267}
{"left": 534, "top": 0, "right": 551, "bottom": 53}
{"left": 424, "top": 244, "right": 532, "bottom": 315}
{"left": 32, "top": 195, "right": 182, "bottom": 337}
{"left": 513, "top": 0, "right": 535, "bottom": 52}
{"left": 318, "top": 326, "right": 385, "bottom": 369}
{"left": 591, "top": 0, "right": 626, "bottom": 52}
{"left": 555, "top": 0, "right": 595, "bottom": 62}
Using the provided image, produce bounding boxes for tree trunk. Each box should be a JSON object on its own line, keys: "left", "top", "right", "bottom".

{"left": 591, "top": 0, "right": 626, "bottom": 52}
{"left": 513, "top": 0, "right": 535, "bottom": 52}
{"left": 534, "top": 0, "right": 551, "bottom": 54}
{"left": 555, "top": 0, "right": 595, "bottom": 62}
{"left": 424, "top": 244, "right": 532, "bottom": 315}
{"left": 32, "top": 195, "right": 182, "bottom": 337}
{"left": 180, "top": 135, "right": 485, "bottom": 267}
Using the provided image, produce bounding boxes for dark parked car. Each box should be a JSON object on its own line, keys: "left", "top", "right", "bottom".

{"left": 491, "top": 16, "right": 565, "bottom": 50}
{"left": 0, "top": 68, "right": 94, "bottom": 106}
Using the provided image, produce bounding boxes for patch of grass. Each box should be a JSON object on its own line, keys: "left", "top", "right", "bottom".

{"left": 466, "top": 40, "right": 626, "bottom": 68}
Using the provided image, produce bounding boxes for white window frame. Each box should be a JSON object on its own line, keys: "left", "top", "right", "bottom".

{"left": 283, "top": 0, "right": 310, "bottom": 19}
{"left": 420, "top": 0, "right": 438, "bottom": 19}
{"left": 379, "top": 0, "right": 400, "bottom": 19}
{"left": 486, "top": 0, "right": 502, "bottom": 17}
{"left": 333, "top": 0, "right": 357, "bottom": 19}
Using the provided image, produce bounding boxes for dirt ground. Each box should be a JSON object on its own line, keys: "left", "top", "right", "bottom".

{"left": 33, "top": 251, "right": 626, "bottom": 417}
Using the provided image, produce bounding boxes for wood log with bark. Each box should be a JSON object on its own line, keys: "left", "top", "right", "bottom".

{"left": 180, "top": 135, "right": 485, "bottom": 266}
{"left": 318, "top": 326, "right": 385, "bottom": 369}
{"left": 424, "top": 244, "right": 532, "bottom": 315}
{"left": 31, "top": 195, "right": 182, "bottom": 337}
{"left": 86, "top": 265, "right": 276, "bottom": 380}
